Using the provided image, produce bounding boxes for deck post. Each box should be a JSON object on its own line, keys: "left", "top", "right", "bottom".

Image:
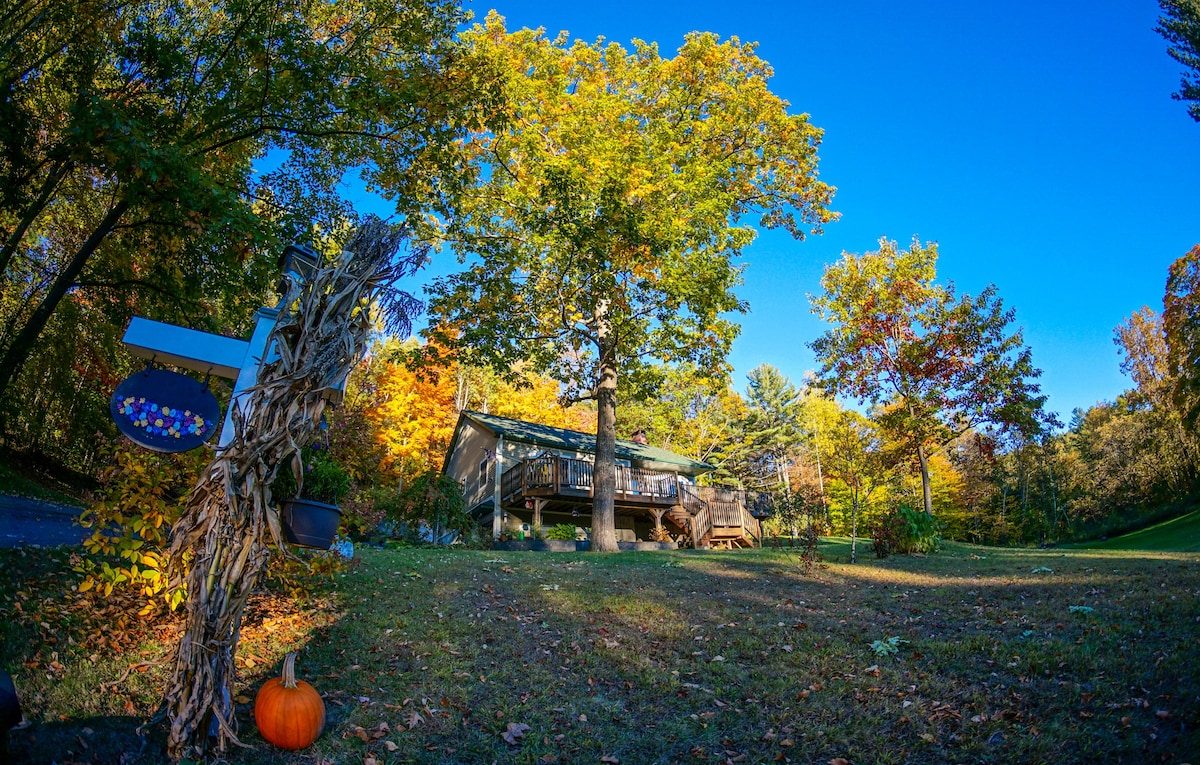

{"left": 650, "top": 507, "right": 667, "bottom": 539}
{"left": 492, "top": 435, "right": 505, "bottom": 539}
{"left": 532, "top": 498, "right": 543, "bottom": 532}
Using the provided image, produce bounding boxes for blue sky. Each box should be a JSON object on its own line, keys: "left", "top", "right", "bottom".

{"left": 376, "top": 0, "right": 1199, "bottom": 422}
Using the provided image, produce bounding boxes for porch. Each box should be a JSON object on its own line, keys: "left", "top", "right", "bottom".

{"left": 494, "top": 456, "right": 761, "bottom": 549}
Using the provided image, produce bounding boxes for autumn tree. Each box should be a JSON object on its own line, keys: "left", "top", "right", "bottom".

{"left": 617, "top": 363, "right": 745, "bottom": 477}
{"left": 426, "top": 13, "right": 837, "bottom": 550}
{"left": 823, "top": 411, "right": 891, "bottom": 563}
{"left": 0, "top": 0, "right": 467, "bottom": 433}
{"left": 1158, "top": 0, "right": 1200, "bottom": 121}
{"left": 810, "top": 238, "right": 1052, "bottom": 517}
{"left": 1115, "top": 306, "right": 1196, "bottom": 488}
{"left": 1165, "top": 244, "right": 1200, "bottom": 434}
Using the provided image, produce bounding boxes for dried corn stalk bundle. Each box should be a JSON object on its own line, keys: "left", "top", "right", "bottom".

{"left": 160, "top": 220, "right": 416, "bottom": 758}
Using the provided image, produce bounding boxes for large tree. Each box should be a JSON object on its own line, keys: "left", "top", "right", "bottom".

{"left": 0, "top": 0, "right": 466, "bottom": 428}
{"left": 1165, "top": 244, "right": 1200, "bottom": 433}
{"left": 823, "top": 410, "right": 891, "bottom": 563}
{"left": 426, "top": 13, "right": 837, "bottom": 550}
{"left": 1115, "top": 305, "right": 1196, "bottom": 487}
{"left": 738, "top": 364, "right": 804, "bottom": 493}
{"left": 1157, "top": 0, "right": 1200, "bottom": 121}
{"left": 810, "top": 238, "right": 1051, "bottom": 517}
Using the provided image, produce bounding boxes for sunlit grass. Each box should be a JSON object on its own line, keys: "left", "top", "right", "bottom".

{"left": 1070, "top": 507, "right": 1200, "bottom": 552}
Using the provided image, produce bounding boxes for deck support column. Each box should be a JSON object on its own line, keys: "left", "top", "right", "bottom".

{"left": 649, "top": 507, "right": 667, "bottom": 538}
{"left": 532, "top": 498, "right": 544, "bottom": 532}
{"left": 492, "top": 435, "right": 505, "bottom": 539}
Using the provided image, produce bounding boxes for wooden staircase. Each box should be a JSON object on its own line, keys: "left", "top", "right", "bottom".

{"left": 669, "top": 485, "right": 761, "bottom": 549}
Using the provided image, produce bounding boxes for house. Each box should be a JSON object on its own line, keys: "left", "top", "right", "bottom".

{"left": 442, "top": 411, "right": 761, "bottom": 548}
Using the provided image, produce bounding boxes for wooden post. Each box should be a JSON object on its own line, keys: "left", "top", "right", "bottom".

{"left": 650, "top": 506, "right": 666, "bottom": 533}
{"left": 532, "top": 498, "right": 543, "bottom": 531}
{"left": 492, "top": 435, "right": 504, "bottom": 540}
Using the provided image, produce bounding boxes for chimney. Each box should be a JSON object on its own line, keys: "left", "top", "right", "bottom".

{"left": 630, "top": 428, "right": 648, "bottom": 445}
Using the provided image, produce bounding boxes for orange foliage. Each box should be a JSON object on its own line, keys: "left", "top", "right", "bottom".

{"left": 357, "top": 346, "right": 595, "bottom": 481}
{"left": 488, "top": 375, "right": 596, "bottom": 434}
{"left": 365, "top": 360, "right": 458, "bottom": 478}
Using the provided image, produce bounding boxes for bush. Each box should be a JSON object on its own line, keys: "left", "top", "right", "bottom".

{"left": 871, "top": 512, "right": 905, "bottom": 559}
{"left": 871, "top": 504, "right": 943, "bottom": 557}
{"left": 76, "top": 444, "right": 207, "bottom": 613}
{"left": 897, "top": 504, "right": 942, "bottom": 553}
{"left": 384, "top": 470, "right": 470, "bottom": 543}
{"left": 544, "top": 523, "right": 577, "bottom": 540}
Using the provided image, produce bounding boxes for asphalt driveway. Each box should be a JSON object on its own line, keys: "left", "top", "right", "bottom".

{"left": 0, "top": 495, "right": 88, "bottom": 548}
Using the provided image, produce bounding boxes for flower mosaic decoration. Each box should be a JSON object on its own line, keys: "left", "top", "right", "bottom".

{"left": 116, "top": 396, "right": 214, "bottom": 440}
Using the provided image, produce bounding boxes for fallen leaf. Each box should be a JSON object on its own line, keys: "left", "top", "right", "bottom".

{"left": 383, "top": 741, "right": 399, "bottom": 752}
{"left": 600, "top": 755, "right": 620, "bottom": 763}
{"left": 829, "top": 759, "right": 850, "bottom": 765}
{"left": 502, "top": 722, "right": 531, "bottom": 745}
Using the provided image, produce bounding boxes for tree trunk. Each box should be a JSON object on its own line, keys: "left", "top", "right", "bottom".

{"left": 813, "top": 440, "right": 828, "bottom": 530}
{"left": 590, "top": 299, "right": 619, "bottom": 553}
{"left": 0, "top": 198, "right": 130, "bottom": 406}
{"left": 916, "top": 441, "right": 934, "bottom": 517}
{"left": 0, "top": 158, "right": 73, "bottom": 278}
{"left": 850, "top": 494, "right": 858, "bottom": 564}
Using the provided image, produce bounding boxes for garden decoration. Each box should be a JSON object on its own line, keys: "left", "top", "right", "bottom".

{"left": 253, "top": 652, "right": 325, "bottom": 749}
{"left": 117, "top": 242, "right": 327, "bottom": 450}
{"left": 109, "top": 365, "right": 220, "bottom": 452}
{"left": 155, "top": 219, "right": 426, "bottom": 759}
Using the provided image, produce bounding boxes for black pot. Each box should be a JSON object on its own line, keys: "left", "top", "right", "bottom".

{"left": 281, "top": 498, "right": 342, "bottom": 550}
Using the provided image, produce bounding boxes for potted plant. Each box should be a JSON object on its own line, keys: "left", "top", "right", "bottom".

{"left": 273, "top": 446, "right": 351, "bottom": 550}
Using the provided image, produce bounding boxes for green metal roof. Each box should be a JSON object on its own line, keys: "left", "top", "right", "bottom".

{"left": 458, "top": 410, "right": 714, "bottom": 475}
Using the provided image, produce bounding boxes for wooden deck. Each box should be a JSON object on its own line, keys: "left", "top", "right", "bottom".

{"left": 495, "top": 456, "right": 760, "bottom": 549}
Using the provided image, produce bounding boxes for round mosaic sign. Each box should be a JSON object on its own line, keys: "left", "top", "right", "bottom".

{"left": 109, "top": 369, "right": 220, "bottom": 453}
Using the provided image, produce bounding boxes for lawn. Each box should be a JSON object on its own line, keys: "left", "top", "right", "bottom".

{"left": 1071, "top": 508, "right": 1200, "bottom": 552}
{"left": 2, "top": 539, "right": 1197, "bottom": 764}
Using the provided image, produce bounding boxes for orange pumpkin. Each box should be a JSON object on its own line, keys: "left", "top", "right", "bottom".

{"left": 254, "top": 652, "right": 325, "bottom": 749}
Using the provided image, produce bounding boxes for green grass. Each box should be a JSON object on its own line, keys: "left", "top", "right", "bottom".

{"left": 0, "top": 459, "right": 87, "bottom": 507}
{"left": 2, "top": 540, "right": 1198, "bottom": 764}
{"left": 1070, "top": 508, "right": 1200, "bottom": 552}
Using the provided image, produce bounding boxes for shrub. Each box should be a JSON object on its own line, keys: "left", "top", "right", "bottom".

{"left": 896, "top": 504, "right": 942, "bottom": 553}
{"left": 544, "top": 523, "right": 577, "bottom": 540}
{"left": 871, "top": 511, "right": 905, "bottom": 559}
{"left": 871, "top": 504, "right": 943, "bottom": 557}
{"left": 384, "top": 470, "right": 470, "bottom": 543}
{"left": 76, "top": 444, "right": 207, "bottom": 613}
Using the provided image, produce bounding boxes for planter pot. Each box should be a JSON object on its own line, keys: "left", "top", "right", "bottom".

{"left": 492, "top": 540, "right": 532, "bottom": 551}
{"left": 575, "top": 540, "right": 590, "bottom": 552}
{"left": 618, "top": 541, "right": 678, "bottom": 551}
{"left": 534, "top": 539, "right": 576, "bottom": 552}
{"left": 281, "top": 498, "right": 342, "bottom": 550}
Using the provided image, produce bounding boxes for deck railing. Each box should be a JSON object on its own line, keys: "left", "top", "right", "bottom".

{"left": 500, "top": 456, "right": 679, "bottom": 504}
